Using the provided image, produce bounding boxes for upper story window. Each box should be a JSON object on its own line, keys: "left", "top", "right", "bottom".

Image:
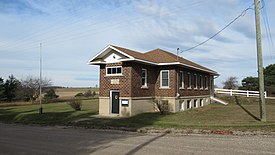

{"left": 194, "top": 74, "right": 198, "bottom": 89}
{"left": 179, "top": 71, "right": 184, "bottom": 88}
{"left": 141, "top": 68, "right": 147, "bottom": 87}
{"left": 187, "top": 72, "right": 192, "bottom": 89}
{"left": 160, "top": 70, "right": 169, "bottom": 88}
{"left": 198, "top": 75, "right": 201, "bottom": 88}
{"left": 205, "top": 76, "right": 208, "bottom": 89}
{"left": 200, "top": 75, "right": 203, "bottom": 89}
{"left": 106, "top": 66, "right": 122, "bottom": 76}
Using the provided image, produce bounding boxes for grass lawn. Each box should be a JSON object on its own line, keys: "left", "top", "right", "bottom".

{"left": 73, "top": 96, "right": 275, "bottom": 132}
{"left": 0, "top": 99, "right": 98, "bottom": 125}
{"left": 1, "top": 96, "right": 275, "bottom": 132}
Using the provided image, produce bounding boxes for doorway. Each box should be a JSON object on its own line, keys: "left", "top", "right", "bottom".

{"left": 110, "top": 91, "right": 119, "bottom": 114}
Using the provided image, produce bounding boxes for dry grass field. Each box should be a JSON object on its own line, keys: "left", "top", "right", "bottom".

{"left": 55, "top": 87, "right": 99, "bottom": 99}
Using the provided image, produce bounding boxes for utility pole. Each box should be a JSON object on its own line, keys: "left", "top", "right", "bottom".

{"left": 39, "top": 43, "right": 43, "bottom": 114}
{"left": 254, "top": 0, "right": 266, "bottom": 121}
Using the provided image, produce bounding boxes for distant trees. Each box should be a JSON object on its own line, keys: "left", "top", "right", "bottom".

{"left": 239, "top": 63, "right": 275, "bottom": 96}
{"left": 20, "top": 76, "right": 52, "bottom": 103}
{"left": 239, "top": 77, "right": 259, "bottom": 91}
{"left": 0, "top": 75, "right": 52, "bottom": 102}
{"left": 43, "top": 88, "right": 59, "bottom": 102}
{"left": 3, "top": 75, "right": 20, "bottom": 102}
{"left": 222, "top": 76, "right": 239, "bottom": 89}
{"left": 74, "top": 90, "right": 96, "bottom": 98}
{"left": 0, "top": 77, "right": 5, "bottom": 101}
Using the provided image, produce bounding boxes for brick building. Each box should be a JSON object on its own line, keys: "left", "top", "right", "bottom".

{"left": 88, "top": 45, "right": 219, "bottom": 117}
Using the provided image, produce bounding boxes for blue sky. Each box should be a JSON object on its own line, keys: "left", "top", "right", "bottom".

{"left": 0, "top": 0, "right": 274, "bottom": 87}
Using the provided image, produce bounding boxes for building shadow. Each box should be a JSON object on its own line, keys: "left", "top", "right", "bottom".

{"left": 234, "top": 96, "right": 261, "bottom": 121}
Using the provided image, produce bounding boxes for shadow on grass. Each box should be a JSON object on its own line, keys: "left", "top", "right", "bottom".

{"left": 234, "top": 96, "right": 261, "bottom": 121}
{"left": 72, "top": 112, "right": 166, "bottom": 130}
{"left": 0, "top": 108, "right": 97, "bottom": 125}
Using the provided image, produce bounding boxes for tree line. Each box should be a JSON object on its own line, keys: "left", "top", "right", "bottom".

{"left": 223, "top": 63, "right": 275, "bottom": 96}
{"left": 0, "top": 75, "right": 58, "bottom": 102}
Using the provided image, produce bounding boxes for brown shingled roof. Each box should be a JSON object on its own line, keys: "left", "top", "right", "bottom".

{"left": 110, "top": 45, "right": 217, "bottom": 74}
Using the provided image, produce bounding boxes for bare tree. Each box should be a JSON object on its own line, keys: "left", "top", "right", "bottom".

{"left": 20, "top": 76, "right": 52, "bottom": 103}
{"left": 223, "top": 76, "right": 239, "bottom": 89}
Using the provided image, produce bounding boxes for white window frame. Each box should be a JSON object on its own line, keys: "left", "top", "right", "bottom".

{"left": 205, "top": 76, "right": 208, "bottom": 90}
{"left": 106, "top": 66, "right": 122, "bottom": 76}
{"left": 141, "top": 68, "right": 147, "bottom": 88}
{"left": 194, "top": 74, "right": 198, "bottom": 89}
{"left": 160, "top": 70, "right": 169, "bottom": 88}
{"left": 187, "top": 72, "right": 192, "bottom": 89}
{"left": 194, "top": 99, "right": 198, "bottom": 108}
{"left": 179, "top": 71, "right": 184, "bottom": 89}
{"left": 200, "top": 99, "right": 204, "bottom": 107}
{"left": 187, "top": 100, "right": 191, "bottom": 109}
{"left": 200, "top": 75, "right": 203, "bottom": 89}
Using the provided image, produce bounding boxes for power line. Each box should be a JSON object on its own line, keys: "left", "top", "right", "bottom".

{"left": 261, "top": 0, "right": 275, "bottom": 62}
{"left": 180, "top": 4, "right": 255, "bottom": 53}
{"left": 1, "top": 0, "right": 210, "bottom": 51}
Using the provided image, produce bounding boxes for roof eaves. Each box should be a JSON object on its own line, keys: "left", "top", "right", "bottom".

{"left": 109, "top": 45, "right": 135, "bottom": 60}
{"left": 158, "top": 62, "right": 218, "bottom": 75}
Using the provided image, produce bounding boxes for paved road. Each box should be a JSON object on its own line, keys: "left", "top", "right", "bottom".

{"left": 1, "top": 124, "right": 275, "bottom": 155}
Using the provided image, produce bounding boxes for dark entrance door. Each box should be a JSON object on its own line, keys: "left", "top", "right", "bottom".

{"left": 111, "top": 91, "right": 119, "bottom": 114}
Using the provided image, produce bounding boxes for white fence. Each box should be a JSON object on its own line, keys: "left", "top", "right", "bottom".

{"left": 214, "top": 88, "right": 267, "bottom": 98}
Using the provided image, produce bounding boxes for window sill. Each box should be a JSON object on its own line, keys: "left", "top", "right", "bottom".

{"left": 187, "top": 87, "right": 192, "bottom": 90}
{"left": 105, "top": 74, "right": 123, "bottom": 77}
{"left": 141, "top": 86, "right": 148, "bottom": 89}
{"left": 159, "top": 87, "right": 170, "bottom": 89}
{"left": 179, "top": 87, "right": 185, "bottom": 90}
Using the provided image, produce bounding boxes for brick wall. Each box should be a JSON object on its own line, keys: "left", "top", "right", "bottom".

{"left": 99, "top": 62, "right": 132, "bottom": 97}
{"left": 155, "top": 66, "right": 177, "bottom": 97}
{"left": 99, "top": 62, "right": 212, "bottom": 98}
{"left": 130, "top": 62, "right": 156, "bottom": 97}
{"left": 176, "top": 67, "right": 211, "bottom": 96}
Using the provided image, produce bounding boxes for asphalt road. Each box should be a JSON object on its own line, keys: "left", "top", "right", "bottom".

{"left": 1, "top": 124, "right": 275, "bottom": 155}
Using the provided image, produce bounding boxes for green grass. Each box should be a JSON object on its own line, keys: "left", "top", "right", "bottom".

{"left": 0, "top": 99, "right": 98, "bottom": 125}
{"left": 73, "top": 96, "right": 275, "bottom": 132}
{"left": 1, "top": 96, "right": 275, "bottom": 132}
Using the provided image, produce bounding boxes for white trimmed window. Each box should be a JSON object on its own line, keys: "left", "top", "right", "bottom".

{"left": 194, "top": 99, "right": 197, "bottom": 108}
{"left": 187, "top": 100, "right": 191, "bottom": 109}
{"left": 187, "top": 72, "right": 192, "bottom": 89}
{"left": 179, "top": 71, "right": 184, "bottom": 88}
{"left": 141, "top": 68, "right": 147, "bottom": 87}
{"left": 200, "top": 75, "right": 203, "bottom": 89}
{"left": 160, "top": 70, "right": 169, "bottom": 88}
{"left": 205, "top": 76, "right": 208, "bottom": 89}
{"left": 106, "top": 66, "right": 122, "bottom": 76}
{"left": 194, "top": 74, "right": 198, "bottom": 89}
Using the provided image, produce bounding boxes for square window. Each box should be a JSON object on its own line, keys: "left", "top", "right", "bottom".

{"left": 112, "top": 68, "right": 116, "bottom": 74}
{"left": 107, "top": 68, "right": 111, "bottom": 74}
{"left": 117, "top": 67, "right": 121, "bottom": 74}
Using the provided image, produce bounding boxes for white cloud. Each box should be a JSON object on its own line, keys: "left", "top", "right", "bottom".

{"left": 0, "top": 0, "right": 274, "bottom": 87}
